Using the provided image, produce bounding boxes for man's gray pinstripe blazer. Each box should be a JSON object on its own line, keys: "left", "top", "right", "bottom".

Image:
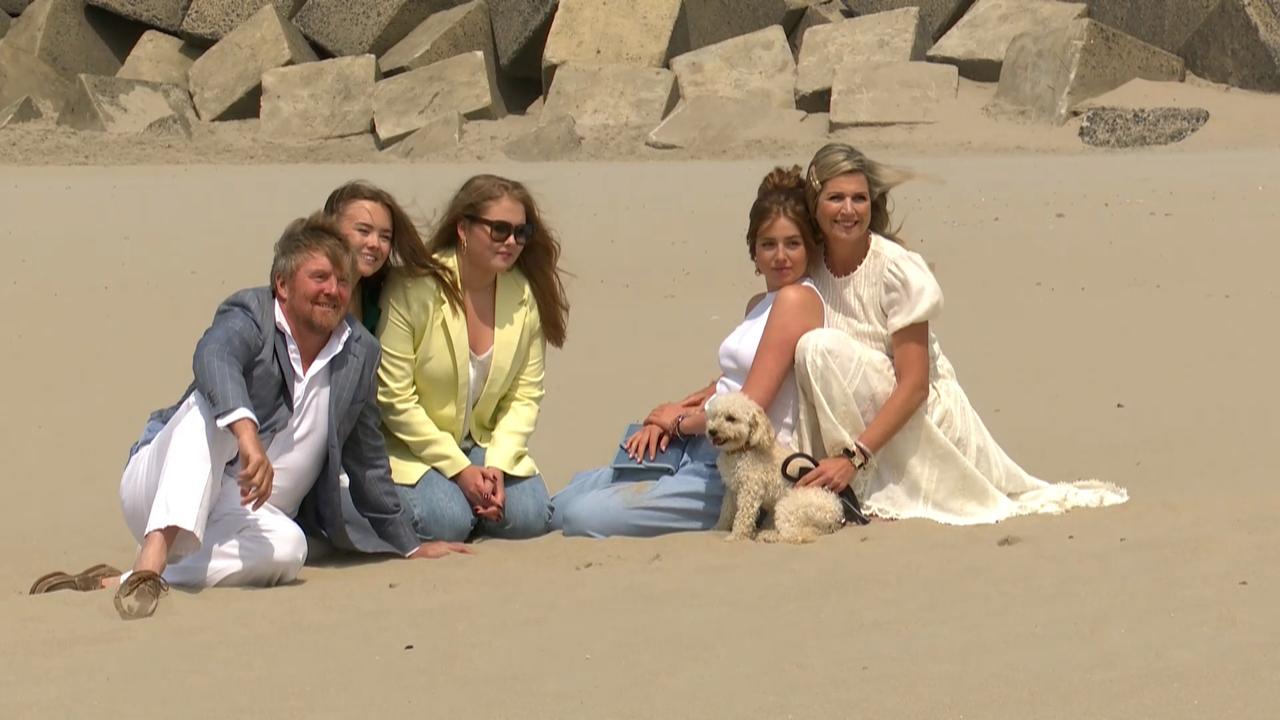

{"left": 130, "top": 287, "right": 418, "bottom": 555}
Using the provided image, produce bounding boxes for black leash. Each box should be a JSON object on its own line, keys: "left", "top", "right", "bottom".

{"left": 781, "top": 451, "right": 871, "bottom": 526}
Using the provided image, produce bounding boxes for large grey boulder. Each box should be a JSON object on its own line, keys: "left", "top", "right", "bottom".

{"left": 1078, "top": 106, "right": 1209, "bottom": 148}
{"left": 646, "top": 95, "right": 821, "bottom": 149}
{"left": 116, "top": 29, "right": 200, "bottom": 88}
{"left": 0, "top": 42, "right": 74, "bottom": 110}
{"left": 846, "top": 0, "right": 975, "bottom": 41}
{"left": 541, "top": 0, "right": 683, "bottom": 89}
{"left": 830, "top": 60, "right": 958, "bottom": 127}
{"left": 795, "top": 8, "right": 927, "bottom": 112}
{"left": 677, "top": 0, "right": 788, "bottom": 51}
{"left": 391, "top": 110, "right": 462, "bottom": 158}
{"left": 1065, "top": 0, "right": 1217, "bottom": 55}
{"left": 670, "top": 25, "right": 796, "bottom": 110}
{"left": 502, "top": 112, "right": 580, "bottom": 160}
{"left": 187, "top": 3, "right": 316, "bottom": 120}
{"left": 4, "top": 0, "right": 144, "bottom": 79}
{"left": 379, "top": 0, "right": 489, "bottom": 75}
{"left": 486, "top": 0, "right": 556, "bottom": 80}
{"left": 1181, "top": 0, "right": 1280, "bottom": 93}
{"left": 0, "top": 95, "right": 47, "bottom": 126}
{"left": 85, "top": 0, "right": 190, "bottom": 32}
{"left": 57, "top": 73, "right": 196, "bottom": 133}
{"left": 293, "top": 0, "right": 457, "bottom": 57}
{"left": 1, "top": 12, "right": 11, "bottom": 39}
{"left": 927, "top": 0, "right": 1086, "bottom": 81}
{"left": 179, "top": 0, "right": 305, "bottom": 45}
{"left": 542, "top": 63, "right": 676, "bottom": 127}
{"left": 993, "top": 18, "right": 1185, "bottom": 125}
{"left": 372, "top": 49, "right": 505, "bottom": 144}
{"left": 261, "top": 54, "right": 374, "bottom": 141}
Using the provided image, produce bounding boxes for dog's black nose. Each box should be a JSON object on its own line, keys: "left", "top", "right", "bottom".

{"left": 707, "top": 428, "right": 718, "bottom": 439}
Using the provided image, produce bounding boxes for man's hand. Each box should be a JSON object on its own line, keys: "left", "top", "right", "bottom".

{"left": 796, "top": 456, "right": 856, "bottom": 494}
{"left": 408, "top": 541, "right": 473, "bottom": 559}
{"left": 624, "top": 424, "right": 669, "bottom": 461}
{"left": 229, "top": 419, "right": 273, "bottom": 510}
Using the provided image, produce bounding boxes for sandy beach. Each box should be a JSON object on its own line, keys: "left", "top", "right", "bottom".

{"left": 1, "top": 148, "right": 1277, "bottom": 718}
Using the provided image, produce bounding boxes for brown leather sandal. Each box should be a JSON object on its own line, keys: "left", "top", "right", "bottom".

{"left": 113, "top": 571, "right": 170, "bottom": 620}
{"left": 29, "top": 563, "right": 122, "bottom": 595}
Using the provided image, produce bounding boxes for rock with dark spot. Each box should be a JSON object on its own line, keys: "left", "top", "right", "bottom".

{"left": 1078, "top": 106, "right": 1209, "bottom": 148}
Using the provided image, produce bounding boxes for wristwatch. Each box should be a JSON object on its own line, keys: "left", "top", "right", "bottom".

{"left": 841, "top": 442, "right": 872, "bottom": 471}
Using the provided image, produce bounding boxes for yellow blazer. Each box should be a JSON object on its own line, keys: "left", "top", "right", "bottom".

{"left": 376, "top": 250, "right": 545, "bottom": 485}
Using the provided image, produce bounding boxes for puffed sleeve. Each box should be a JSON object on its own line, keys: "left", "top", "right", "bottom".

{"left": 882, "top": 250, "right": 944, "bottom": 334}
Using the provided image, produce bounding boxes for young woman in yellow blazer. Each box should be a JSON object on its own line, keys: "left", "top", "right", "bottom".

{"left": 376, "top": 175, "right": 569, "bottom": 542}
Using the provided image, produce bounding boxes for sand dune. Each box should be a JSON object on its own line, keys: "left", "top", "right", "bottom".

{"left": 1, "top": 151, "right": 1276, "bottom": 718}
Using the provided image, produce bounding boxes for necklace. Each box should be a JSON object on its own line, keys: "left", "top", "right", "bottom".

{"left": 823, "top": 233, "right": 872, "bottom": 279}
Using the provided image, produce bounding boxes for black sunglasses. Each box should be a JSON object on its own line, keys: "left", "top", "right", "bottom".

{"left": 464, "top": 214, "right": 534, "bottom": 245}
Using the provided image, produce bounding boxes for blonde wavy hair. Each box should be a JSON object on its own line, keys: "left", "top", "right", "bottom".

{"left": 804, "top": 143, "right": 912, "bottom": 244}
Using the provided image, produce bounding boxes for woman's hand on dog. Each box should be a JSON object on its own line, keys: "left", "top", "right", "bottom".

{"left": 797, "top": 456, "right": 857, "bottom": 494}
{"left": 625, "top": 424, "right": 670, "bottom": 461}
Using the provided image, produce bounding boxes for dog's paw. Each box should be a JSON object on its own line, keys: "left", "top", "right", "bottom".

{"left": 756, "top": 529, "right": 781, "bottom": 544}
{"left": 724, "top": 532, "right": 750, "bottom": 543}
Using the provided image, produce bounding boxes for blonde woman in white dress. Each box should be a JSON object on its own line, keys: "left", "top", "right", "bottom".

{"left": 791, "top": 143, "right": 1127, "bottom": 524}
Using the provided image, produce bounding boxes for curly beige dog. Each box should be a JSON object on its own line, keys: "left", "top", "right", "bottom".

{"left": 706, "top": 392, "right": 845, "bottom": 543}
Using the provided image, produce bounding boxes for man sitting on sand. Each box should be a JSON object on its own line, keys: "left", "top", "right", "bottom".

{"left": 29, "top": 214, "right": 467, "bottom": 619}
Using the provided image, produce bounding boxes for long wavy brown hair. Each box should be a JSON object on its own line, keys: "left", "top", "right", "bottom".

{"left": 323, "top": 180, "right": 462, "bottom": 307}
{"left": 424, "top": 174, "right": 569, "bottom": 348}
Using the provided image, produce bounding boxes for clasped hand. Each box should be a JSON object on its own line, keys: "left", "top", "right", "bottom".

{"left": 795, "top": 455, "right": 857, "bottom": 494}
{"left": 454, "top": 465, "right": 506, "bottom": 522}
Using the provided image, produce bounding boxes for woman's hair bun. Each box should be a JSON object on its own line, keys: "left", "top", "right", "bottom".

{"left": 758, "top": 165, "right": 805, "bottom": 197}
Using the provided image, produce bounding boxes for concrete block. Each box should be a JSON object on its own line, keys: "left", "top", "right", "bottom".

{"left": 261, "top": 54, "right": 374, "bottom": 141}
{"left": 646, "top": 95, "right": 817, "bottom": 149}
{"left": 372, "top": 49, "right": 505, "bottom": 144}
{"left": 830, "top": 60, "right": 958, "bottom": 127}
{"left": 670, "top": 25, "right": 795, "bottom": 110}
{"left": 542, "top": 0, "right": 683, "bottom": 89}
{"left": 391, "top": 110, "right": 462, "bottom": 158}
{"left": 677, "top": 0, "right": 787, "bottom": 51}
{"left": 927, "top": 0, "right": 1086, "bottom": 81}
{"left": 1, "top": 1, "right": 33, "bottom": 15}
{"left": 57, "top": 73, "right": 196, "bottom": 133}
{"left": 788, "top": 0, "right": 844, "bottom": 53}
{"left": 179, "top": 0, "right": 305, "bottom": 45}
{"left": 502, "top": 112, "right": 580, "bottom": 160}
{"left": 0, "top": 94, "right": 46, "bottom": 126}
{"left": 846, "top": 0, "right": 975, "bottom": 41}
{"left": 85, "top": 0, "right": 189, "bottom": 33}
{"left": 1, "top": 12, "right": 11, "bottom": 39}
{"left": 1078, "top": 105, "right": 1209, "bottom": 147}
{"left": 379, "top": 0, "right": 490, "bottom": 75}
{"left": 187, "top": 3, "right": 316, "bottom": 120}
{"left": 993, "top": 18, "right": 1185, "bottom": 125}
{"left": 1066, "top": 0, "right": 1216, "bottom": 55}
{"left": 542, "top": 62, "right": 676, "bottom": 127}
{"left": 116, "top": 29, "right": 200, "bottom": 88}
{"left": 1182, "top": 0, "right": 1280, "bottom": 93}
{"left": 293, "top": 0, "right": 457, "bottom": 57}
{"left": 0, "top": 41, "right": 75, "bottom": 111}
{"left": 486, "top": 0, "right": 556, "bottom": 80}
{"left": 795, "top": 8, "right": 927, "bottom": 112}
{"left": 4, "top": 0, "right": 144, "bottom": 79}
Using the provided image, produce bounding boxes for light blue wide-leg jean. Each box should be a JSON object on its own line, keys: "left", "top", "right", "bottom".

{"left": 395, "top": 440, "right": 552, "bottom": 542}
{"left": 551, "top": 436, "right": 725, "bottom": 538}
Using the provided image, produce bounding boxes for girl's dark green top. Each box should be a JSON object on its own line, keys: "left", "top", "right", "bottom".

{"left": 360, "top": 280, "right": 382, "bottom": 335}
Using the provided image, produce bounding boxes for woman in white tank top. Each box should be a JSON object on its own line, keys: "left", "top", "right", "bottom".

{"left": 552, "top": 167, "right": 825, "bottom": 538}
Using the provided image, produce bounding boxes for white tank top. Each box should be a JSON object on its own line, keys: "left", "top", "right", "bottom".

{"left": 714, "top": 278, "right": 821, "bottom": 449}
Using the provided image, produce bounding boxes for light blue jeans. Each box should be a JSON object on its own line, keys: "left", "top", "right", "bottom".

{"left": 551, "top": 436, "right": 725, "bottom": 538}
{"left": 396, "top": 441, "right": 552, "bottom": 542}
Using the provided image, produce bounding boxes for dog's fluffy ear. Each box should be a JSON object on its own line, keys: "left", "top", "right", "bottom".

{"left": 747, "top": 408, "right": 773, "bottom": 448}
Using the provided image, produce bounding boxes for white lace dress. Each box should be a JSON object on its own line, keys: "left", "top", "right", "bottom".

{"left": 796, "top": 233, "right": 1127, "bottom": 524}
